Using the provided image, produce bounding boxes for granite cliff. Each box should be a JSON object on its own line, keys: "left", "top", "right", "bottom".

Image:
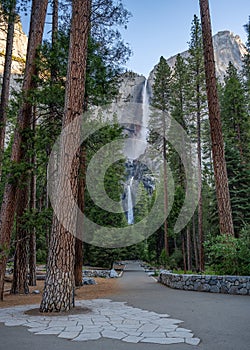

{"left": 148, "top": 30, "right": 247, "bottom": 88}
{"left": 0, "top": 12, "right": 28, "bottom": 75}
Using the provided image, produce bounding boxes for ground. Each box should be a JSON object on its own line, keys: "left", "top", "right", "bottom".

{"left": 0, "top": 277, "right": 120, "bottom": 309}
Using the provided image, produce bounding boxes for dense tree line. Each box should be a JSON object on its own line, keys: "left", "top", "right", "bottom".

{"left": 146, "top": 8, "right": 250, "bottom": 274}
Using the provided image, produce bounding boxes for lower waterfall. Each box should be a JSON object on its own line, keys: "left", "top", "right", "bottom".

{"left": 127, "top": 178, "right": 134, "bottom": 225}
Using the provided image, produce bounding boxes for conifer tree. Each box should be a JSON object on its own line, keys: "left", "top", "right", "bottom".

{"left": 243, "top": 16, "right": 250, "bottom": 112}
{"left": 169, "top": 54, "right": 190, "bottom": 269}
{"left": 39, "top": 0, "right": 91, "bottom": 312}
{"left": 149, "top": 56, "right": 172, "bottom": 255}
{"left": 186, "top": 14, "right": 207, "bottom": 271}
{"left": 199, "top": 0, "right": 234, "bottom": 237}
{"left": 170, "top": 54, "right": 189, "bottom": 182}
{"left": 0, "top": 0, "right": 48, "bottom": 301}
{"left": 221, "top": 62, "right": 250, "bottom": 233}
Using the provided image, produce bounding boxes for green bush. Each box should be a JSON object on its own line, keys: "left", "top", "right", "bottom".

{"left": 205, "top": 230, "right": 250, "bottom": 275}
{"left": 169, "top": 249, "right": 183, "bottom": 270}
{"left": 159, "top": 249, "right": 170, "bottom": 268}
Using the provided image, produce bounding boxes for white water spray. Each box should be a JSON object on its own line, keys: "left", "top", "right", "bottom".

{"left": 127, "top": 177, "right": 134, "bottom": 225}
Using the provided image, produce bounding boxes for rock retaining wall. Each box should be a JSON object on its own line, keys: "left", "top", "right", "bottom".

{"left": 83, "top": 269, "right": 123, "bottom": 278}
{"left": 158, "top": 271, "right": 250, "bottom": 295}
{"left": 83, "top": 270, "right": 111, "bottom": 278}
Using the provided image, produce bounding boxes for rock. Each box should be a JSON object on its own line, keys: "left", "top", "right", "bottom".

{"left": 147, "top": 271, "right": 155, "bottom": 276}
{"left": 109, "top": 269, "right": 118, "bottom": 278}
{"left": 0, "top": 11, "right": 28, "bottom": 74}
{"left": 83, "top": 277, "right": 96, "bottom": 285}
{"left": 32, "top": 290, "right": 40, "bottom": 294}
{"left": 148, "top": 30, "right": 246, "bottom": 86}
{"left": 210, "top": 286, "right": 220, "bottom": 293}
{"left": 36, "top": 275, "right": 46, "bottom": 280}
{"left": 237, "top": 288, "right": 248, "bottom": 295}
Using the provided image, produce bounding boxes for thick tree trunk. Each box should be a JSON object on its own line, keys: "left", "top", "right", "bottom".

{"left": 74, "top": 238, "right": 83, "bottom": 287}
{"left": 11, "top": 185, "right": 29, "bottom": 294}
{"left": 0, "top": 0, "right": 48, "bottom": 301}
{"left": 199, "top": 0, "right": 234, "bottom": 236}
{"left": 0, "top": 0, "right": 16, "bottom": 180}
{"left": 40, "top": 0, "right": 91, "bottom": 312}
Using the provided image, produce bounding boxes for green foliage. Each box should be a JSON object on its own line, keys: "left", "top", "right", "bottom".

{"left": 0, "top": 242, "right": 10, "bottom": 260}
{"left": 205, "top": 233, "right": 250, "bottom": 275}
{"left": 169, "top": 249, "right": 183, "bottom": 270}
{"left": 220, "top": 62, "right": 250, "bottom": 233}
{"left": 243, "top": 16, "right": 250, "bottom": 110}
{"left": 159, "top": 248, "right": 169, "bottom": 268}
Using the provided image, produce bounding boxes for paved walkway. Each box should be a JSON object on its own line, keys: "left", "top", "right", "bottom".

{"left": 0, "top": 261, "right": 249, "bottom": 350}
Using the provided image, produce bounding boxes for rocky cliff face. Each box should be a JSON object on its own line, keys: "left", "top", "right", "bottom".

{"left": 116, "top": 72, "right": 146, "bottom": 104}
{"left": 148, "top": 31, "right": 247, "bottom": 87}
{"left": 213, "top": 31, "right": 246, "bottom": 79}
{"left": 0, "top": 13, "right": 28, "bottom": 75}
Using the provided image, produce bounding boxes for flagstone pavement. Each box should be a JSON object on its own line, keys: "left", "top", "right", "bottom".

{"left": 0, "top": 298, "right": 200, "bottom": 345}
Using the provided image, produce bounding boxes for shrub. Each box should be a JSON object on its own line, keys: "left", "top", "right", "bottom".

{"left": 205, "top": 230, "right": 250, "bottom": 275}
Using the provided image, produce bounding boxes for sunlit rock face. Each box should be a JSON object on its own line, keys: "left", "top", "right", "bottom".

{"left": 212, "top": 31, "right": 247, "bottom": 80}
{"left": 117, "top": 72, "right": 146, "bottom": 104}
{"left": 148, "top": 30, "right": 247, "bottom": 87}
{"left": 0, "top": 12, "right": 28, "bottom": 74}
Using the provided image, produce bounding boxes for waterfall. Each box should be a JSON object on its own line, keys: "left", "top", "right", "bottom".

{"left": 141, "top": 78, "right": 149, "bottom": 146}
{"left": 123, "top": 77, "right": 149, "bottom": 160}
{"left": 123, "top": 78, "right": 150, "bottom": 224}
{"left": 127, "top": 178, "right": 134, "bottom": 224}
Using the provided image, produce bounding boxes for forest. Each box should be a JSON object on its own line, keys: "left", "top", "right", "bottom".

{"left": 0, "top": 0, "right": 249, "bottom": 312}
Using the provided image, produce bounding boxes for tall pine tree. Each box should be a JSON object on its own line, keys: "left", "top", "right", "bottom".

{"left": 149, "top": 56, "right": 172, "bottom": 255}
{"left": 220, "top": 62, "right": 250, "bottom": 234}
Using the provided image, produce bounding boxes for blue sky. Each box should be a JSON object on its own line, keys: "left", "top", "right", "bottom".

{"left": 120, "top": 0, "right": 250, "bottom": 76}
{"left": 21, "top": 0, "right": 250, "bottom": 77}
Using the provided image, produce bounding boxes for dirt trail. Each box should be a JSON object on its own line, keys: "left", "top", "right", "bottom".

{"left": 0, "top": 277, "right": 120, "bottom": 308}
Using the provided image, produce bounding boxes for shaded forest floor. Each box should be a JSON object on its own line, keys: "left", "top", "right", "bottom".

{"left": 0, "top": 277, "right": 120, "bottom": 309}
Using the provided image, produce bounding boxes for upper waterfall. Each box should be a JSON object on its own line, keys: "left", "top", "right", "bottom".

{"left": 122, "top": 77, "right": 150, "bottom": 160}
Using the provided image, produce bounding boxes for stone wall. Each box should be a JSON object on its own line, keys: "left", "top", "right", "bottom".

{"left": 83, "top": 270, "right": 111, "bottom": 278}
{"left": 158, "top": 271, "right": 250, "bottom": 295}
{"left": 83, "top": 269, "right": 123, "bottom": 278}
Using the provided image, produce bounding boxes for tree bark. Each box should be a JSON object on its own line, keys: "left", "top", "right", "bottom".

{"left": 74, "top": 238, "right": 83, "bottom": 287}
{"left": 0, "top": 0, "right": 16, "bottom": 180}
{"left": 11, "top": 184, "right": 29, "bottom": 294}
{"left": 0, "top": 0, "right": 48, "bottom": 301}
{"left": 197, "top": 106, "right": 204, "bottom": 271}
{"left": 181, "top": 232, "right": 187, "bottom": 273}
{"left": 52, "top": 0, "right": 58, "bottom": 48}
{"left": 186, "top": 226, "right": 192, "bottom": 271}
{"left": 29, "top": 107, "right": 37, "bottom": 286}
{"left": 192, "top": 215, "right": 199, "bottom": 271}
{"left": 74, "top": 146, "right": 86, "bottom": 287}
{"left": 40, "top": 0, "right": 91, "bottom": 312}
{"left": 199, "top": 0, "right": 234, "bottom": 236}
{"left": 163, "top": 114, "right": 169, "bottom": 255}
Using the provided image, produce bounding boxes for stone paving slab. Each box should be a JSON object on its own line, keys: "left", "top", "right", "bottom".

{"left": 0, "top": 299, "right": 200, "bottom": 345}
